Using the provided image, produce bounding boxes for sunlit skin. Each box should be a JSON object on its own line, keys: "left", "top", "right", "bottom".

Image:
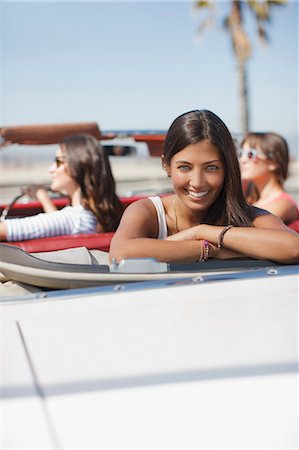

{"left": 0, "top": 146, "right": 82, "bottom": 240}
{"left": 163, "top": 140, "right": 225, "bottom": 227}
{"left": 21, "top": 145, "right": 82, "bottom": 216}
{"left": 239, "top": 140, "right": 274, "bottom": 185}
{"left": 49, "top": 146, "right": 79, "bottom": 202}
{"left": 29, "top": 145, "right": 81, "bottom": 214}
{"left": 240, "top": 140, "right": 298, "bottom": 222}
{"left": 109, "top": 130, "right": 299, "bottom": 264}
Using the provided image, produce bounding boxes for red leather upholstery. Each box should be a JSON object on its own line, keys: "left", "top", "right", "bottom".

{"left": 5, "top": 207, "right": 298, "bottom": 254}
{"left": 1, "top": 195, "right": 151, "bottom": 253}
{"left": 7, "top": 232, "right": 114, "bottom": 253}
{"left": 288, "top": 220, "right": 299, "bottom": 233}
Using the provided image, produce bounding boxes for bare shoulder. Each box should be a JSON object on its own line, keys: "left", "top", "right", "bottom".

{"left": 266, "top": 198, "right": 298, "bottom": 223}
{"left": 252, "top": 209, "right": 294, "bottom": 232}
{"left": 124, "top": 198, "right": 157, "bottom": 217}
{"left": 115, "top": 198, "right": 159, "bottom": 238}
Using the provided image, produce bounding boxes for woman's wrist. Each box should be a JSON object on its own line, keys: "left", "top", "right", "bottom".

{"left": 35, "top": 188, "right": 50, "bottom": 201}
{"left": 190, "top": 224, "right": 205, "bottom": 240}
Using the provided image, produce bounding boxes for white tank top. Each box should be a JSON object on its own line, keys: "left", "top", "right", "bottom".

{"left": 148, "top": 196, "right": 168, "bottom": 240}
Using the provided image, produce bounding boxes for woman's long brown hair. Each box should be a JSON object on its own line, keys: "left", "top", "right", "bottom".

{"left": 60, "top": 134, "right": 123, "bottom": 231}
{"left": 241, "top": 132, "right": 290, "bottom": 204}
{"left": 163, "top": 110, "right": 253, "bottom": 227}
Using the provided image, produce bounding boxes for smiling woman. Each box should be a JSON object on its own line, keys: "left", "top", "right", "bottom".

{"left": 0, "top": 134, "right": 123, "bottom": 241}
{"left": 239, "top": 132, "right": 299, "bottom": 227}
{"left": 110, "top": 110, "right": 299, "bottom": 265}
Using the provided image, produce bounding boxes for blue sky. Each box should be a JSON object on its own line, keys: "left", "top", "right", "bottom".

{"left": 1, "top": 1, "right": 298, "bottom": 153}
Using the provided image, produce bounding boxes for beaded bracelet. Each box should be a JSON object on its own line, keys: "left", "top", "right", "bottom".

{"left": 217, "top": 225, "right": 233, "bottom": 250}
{"left": 199, "top": 239, "right": 210, "bottom": 262}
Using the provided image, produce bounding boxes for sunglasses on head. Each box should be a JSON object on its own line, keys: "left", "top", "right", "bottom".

{"left": 237, "top": 148, "right": 266, "bottom": 161}
{"left": 54, "top": 156, "right": 65, "bottom": 168}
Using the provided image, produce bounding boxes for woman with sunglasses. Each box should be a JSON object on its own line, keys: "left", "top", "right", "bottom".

{"left": 110, "top": 110, "right": 299, "bottom": 265}
{"left": 0, "top": 134, "right": 123, "bottom": 241}
{"left": 239, "top": 132, "right": 298, "bottom": 228}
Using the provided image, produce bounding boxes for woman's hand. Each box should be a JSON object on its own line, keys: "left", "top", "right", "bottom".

{"left": 22, "top": 185, "right": 57, "bottom": 213}
{"left": 166, "top": 225, "right": 201, "bottom": 241}
{"left": 210, "top": 245, "right": 244, "bottom": 260}
{"left": 22, "top": 184, "right": 49, "bottom": 199}
{"left": 166, "top": 229, "right": 244, "bottom": 260}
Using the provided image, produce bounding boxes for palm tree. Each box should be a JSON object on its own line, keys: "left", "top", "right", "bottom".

{"left": 195, "top": 0, "right": 288, "bottom": 133}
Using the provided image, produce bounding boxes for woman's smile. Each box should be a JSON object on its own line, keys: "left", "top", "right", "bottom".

{"left": 166, "top": 139, "right": 225, "bottom": 214}
{"left": 187, "top": 189, "right": 210, "bottom": 199}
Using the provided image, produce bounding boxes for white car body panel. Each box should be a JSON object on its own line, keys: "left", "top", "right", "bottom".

{"left": 2, "top": 272, "right": 298, "bottom": 448}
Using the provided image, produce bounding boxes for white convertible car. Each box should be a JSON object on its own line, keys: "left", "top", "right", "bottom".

{"left": 1, "top": 243, "right": 298, "bottom": 449}
{"left": 1, "top": 122, "right": 298, "bottom": 449}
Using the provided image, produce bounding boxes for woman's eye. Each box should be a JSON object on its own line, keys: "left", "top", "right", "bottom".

{"left": 177, "top": 165, "right": 190, "bottom": 171}
{"left": 207, "top": 164, "right": 219, "bottom": 171}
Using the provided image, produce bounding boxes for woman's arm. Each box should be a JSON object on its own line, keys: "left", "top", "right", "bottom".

{"left": 0, "top": 207, "right": 79, "bottom": 242}
{"left": 261, "top": 199, "right": 298, "bottom": 224}
{"left": 35, "top": 189, "right": 57, "bottom": 213}
{"left": 110, "top": 200, "right": 299, "bottom": 264}
{"left": 0, "top": 192, "right": 57, "bottom": 241}
{"left": 109, "top": 200, "right": 204, "bottom": 263}
{"left": 0, "top": 223, "right": 8, "bottom": 240}
{"left": 22, "top": 185, "right": 57, "bottom": 213}
{"left": 167, "top": 213, "right": 299, "bottom": 264}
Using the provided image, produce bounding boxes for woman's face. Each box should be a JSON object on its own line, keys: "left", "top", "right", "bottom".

{"left": 165, "top": 139, "right": 225, "bottom": 215}
{"left": 49, "top": 146, "right": 78, "bottom": 195}
{"left": 239, "top": 140, "right": 271, "bottom": 181}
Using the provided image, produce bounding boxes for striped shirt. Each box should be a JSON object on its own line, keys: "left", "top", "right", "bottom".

{"left": 6, "top": 205, "right": 97, "bottom": 242}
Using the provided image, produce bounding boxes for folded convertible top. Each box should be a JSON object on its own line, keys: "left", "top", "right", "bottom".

{"left": 0, "top": 122, "right": 114, "bottom": 145}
